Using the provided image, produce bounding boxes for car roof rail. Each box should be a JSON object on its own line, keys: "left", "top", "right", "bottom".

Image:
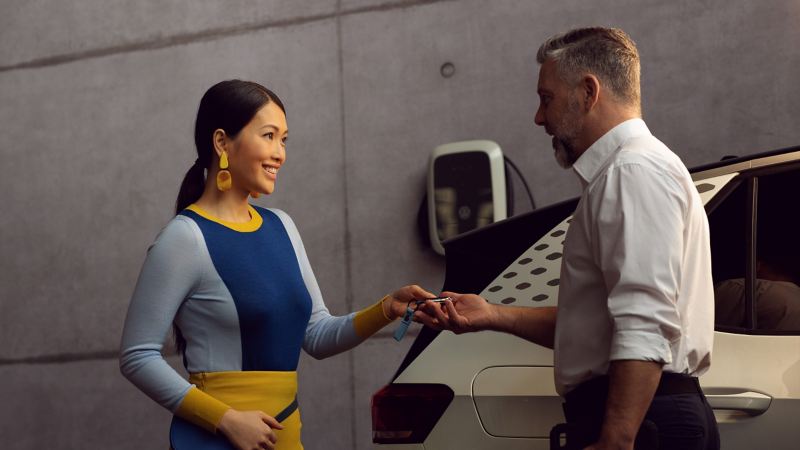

{"left": 690, "top": 144, "right": 800, "bottom": 174}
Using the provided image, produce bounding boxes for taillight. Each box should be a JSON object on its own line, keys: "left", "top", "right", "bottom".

{"left": 371, "top": 383, "right": 454, "bottom": 444}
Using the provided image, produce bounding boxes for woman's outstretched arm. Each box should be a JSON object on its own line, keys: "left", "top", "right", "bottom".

{"left": 271, "top": 208, "right": 434, "bottom": 359}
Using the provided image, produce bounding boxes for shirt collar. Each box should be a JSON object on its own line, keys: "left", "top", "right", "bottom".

{"left": 572, "top": 118, "right": 651, "bottom": 188}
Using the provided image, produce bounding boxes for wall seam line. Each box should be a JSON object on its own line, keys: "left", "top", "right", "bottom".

{"left": 335, "top": 1, "right": 359, "bottom": 448}
{"left": 0, "top": 350, "right": 119, "bottom": 366}
{"left": 0, "top": 0, "right": 458, "bottom": 74}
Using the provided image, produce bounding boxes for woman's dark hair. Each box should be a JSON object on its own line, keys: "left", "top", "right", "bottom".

{"left": 172, "top": 80, "right": 285, "bottom": 353}
{"left": 174, "top": 79, "right": 286, "bottom": 215}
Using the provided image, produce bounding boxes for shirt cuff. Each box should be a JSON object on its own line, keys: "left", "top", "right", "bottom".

{"left": 609, "top": 330, "right": 673, "bottom": 364}
{"left": 353, "top": 295, "right": 394, "bottom": 339}
{"left": 175, "top": 386, "right": 232, "bottom": 433}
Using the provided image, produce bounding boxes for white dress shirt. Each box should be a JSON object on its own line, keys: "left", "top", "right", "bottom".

{"left": 554, "top": 118, "right": 714, "bottom": 396}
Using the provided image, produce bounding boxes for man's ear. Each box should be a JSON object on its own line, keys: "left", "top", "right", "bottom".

{"left": 212, "top": 129, "right": 228, "bottom": 157}
{"left": 582, "top": 74, "right": 601, "bottom": 111}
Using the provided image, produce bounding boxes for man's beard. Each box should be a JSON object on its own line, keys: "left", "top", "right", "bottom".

{"left": 553, "top": 137, "right": 577, "bottom": 169}
{"left": 551, "top": 97, "right": 583, "bottom": 169}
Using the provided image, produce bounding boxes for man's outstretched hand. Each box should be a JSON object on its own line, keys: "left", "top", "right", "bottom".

{"left": 414, "top": 291, "right": 497, "bottom": 334}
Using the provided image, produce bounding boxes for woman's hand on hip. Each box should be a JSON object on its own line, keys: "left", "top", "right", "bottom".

{"left": 217, "top": 409, "right": 283, "bottom": 450}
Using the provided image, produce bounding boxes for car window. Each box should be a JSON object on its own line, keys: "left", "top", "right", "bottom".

{"left": 753, "top": 169, "right": 800, "bottom": 332}
{"left": 711, "top": 166, "right": 800, "bottom": 335}
{"left": 709, "top": 180, "right": 751, "bottom": 331}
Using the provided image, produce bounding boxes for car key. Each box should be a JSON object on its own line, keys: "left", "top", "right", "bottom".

{"left": 393, "top": 305, "right": 415, "bottom": 341}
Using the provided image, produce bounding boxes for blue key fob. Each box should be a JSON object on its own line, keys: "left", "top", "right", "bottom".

{"left": 393, "top": 307, "right": 415, "bottom": 341}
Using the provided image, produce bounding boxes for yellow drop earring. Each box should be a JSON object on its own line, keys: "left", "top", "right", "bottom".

{"left": 216, "top": 151, "right": 232, "bottom": 192}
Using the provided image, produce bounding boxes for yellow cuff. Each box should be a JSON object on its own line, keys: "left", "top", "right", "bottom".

{"left": 175, "top": 386, "right": 232, "bottom": 433}
{"left": 353, "top": 295, "right": 395, "bottom": 339}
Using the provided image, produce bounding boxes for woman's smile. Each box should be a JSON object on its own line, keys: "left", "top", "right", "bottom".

{"left": 263, "top": 163, "right": 279, "bottom": 180}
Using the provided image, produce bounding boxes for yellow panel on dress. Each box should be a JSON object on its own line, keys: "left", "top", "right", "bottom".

{"left": 191, "top": 371, "right": 304, "bottom": 450}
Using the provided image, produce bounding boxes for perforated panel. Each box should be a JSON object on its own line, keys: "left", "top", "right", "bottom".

{"left": 478, "top": 216, "right": 570, "bottom": 306}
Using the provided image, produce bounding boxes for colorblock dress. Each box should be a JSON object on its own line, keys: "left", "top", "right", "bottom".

{"left": 120, "top": 204, "right": 392, "bottom": 449}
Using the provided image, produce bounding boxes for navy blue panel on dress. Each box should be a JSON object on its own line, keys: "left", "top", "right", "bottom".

{"left": 181, "top": 206, "right": 313, "bottom": 371}
{"left": 170, "top": 416, "right": 234, "bottom": 450}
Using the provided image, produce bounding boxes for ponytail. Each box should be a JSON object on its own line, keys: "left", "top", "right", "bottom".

{"left": 174, "top": 160, "right": 207, "bottom": 214}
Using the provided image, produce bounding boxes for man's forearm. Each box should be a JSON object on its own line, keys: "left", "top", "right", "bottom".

{"left": 491, "top": 305, "right": 557, "bottom": 348}
{"left": 597, "top": 360, "right": 663, "bottom": 448}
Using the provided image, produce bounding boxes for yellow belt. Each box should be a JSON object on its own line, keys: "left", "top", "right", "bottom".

{"left": 191, "top": 371, "right": 303, "bottom": 450}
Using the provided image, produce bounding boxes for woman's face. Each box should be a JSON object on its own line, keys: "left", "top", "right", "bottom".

{"left": 226, "top": 101, "right": 288, "bottom": 195}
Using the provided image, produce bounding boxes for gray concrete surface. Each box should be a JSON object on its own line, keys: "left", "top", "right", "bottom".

{"left": 0, "top": 355, "right": 184, "bottom": 449}
{"left": 1, "top": 0, "right": 799, "bottom": 449}
{"left": 0, "top": 0, "right": 338, "bottom": 70}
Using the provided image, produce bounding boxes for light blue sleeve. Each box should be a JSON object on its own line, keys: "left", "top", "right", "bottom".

{"left": 119, "top": 216, "right": 203, "bottom": 412}
{"left": 270, "top": 209, "right": 365, "bottom": 360}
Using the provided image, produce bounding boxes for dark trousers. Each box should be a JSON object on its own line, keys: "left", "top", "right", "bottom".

{"left": 552, "top": 374, "right": 720, "bottom": 450}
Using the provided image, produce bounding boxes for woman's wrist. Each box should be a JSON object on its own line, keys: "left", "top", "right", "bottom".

{"left": 216, "top": 408, "right": 236, "bottom": 435}
{"left": 380, "top": 295, "right": 396, "bottom": 321}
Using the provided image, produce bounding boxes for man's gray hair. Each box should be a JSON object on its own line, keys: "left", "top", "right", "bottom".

{"left": 537, "top": 27, "right": 641, "bottom": 108}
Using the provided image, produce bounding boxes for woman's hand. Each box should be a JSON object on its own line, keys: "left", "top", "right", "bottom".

{"left": 383, "top": 285, "right": 436, "bottom": 320}
{"left": 217, "top": 409, "right": 284, "bottom": 450}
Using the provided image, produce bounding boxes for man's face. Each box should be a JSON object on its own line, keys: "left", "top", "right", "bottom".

{"left": 535, "top": 59, "right": 584, "bottom": 169}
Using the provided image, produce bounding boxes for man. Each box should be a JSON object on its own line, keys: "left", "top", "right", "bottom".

{"left": 417, "top": 27, "right": 720, "bottom": 450}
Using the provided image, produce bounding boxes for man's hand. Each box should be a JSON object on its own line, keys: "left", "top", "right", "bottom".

{"left": 414, "top": 291, "right": 498, "bottom": 333}
{"left": 414, "top": 292, "right": 558, "bottom": 348}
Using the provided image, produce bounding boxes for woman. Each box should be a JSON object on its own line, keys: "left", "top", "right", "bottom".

{"left": 120, "top": 80, "right": 433, "bottom": 450}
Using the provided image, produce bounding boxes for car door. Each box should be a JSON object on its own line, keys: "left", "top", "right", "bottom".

{"left": 700, "top": 163, "right": 800, "bottom": 449}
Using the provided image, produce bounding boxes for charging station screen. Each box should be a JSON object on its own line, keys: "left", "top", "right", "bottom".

{"left": 433, "top": 151, "right": 494, "bottom": 242}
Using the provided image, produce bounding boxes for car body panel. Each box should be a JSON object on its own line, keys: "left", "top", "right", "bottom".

{"left": 694, "top": 172, "right": 739, "bottom": 203}
{"left": 422, "top": 397, "right": 550, "bottom": 450}
{"left": 394, "top": 331, "right": 553, "bottom": 395}
{"left": 701, "top": 331, "right": 800, "bottom": 448}
{"left": 473, "top": 366, "right": 562, "bottom": 438}
{"left": 702, "top": 332, "right": 800, "bottom": 398}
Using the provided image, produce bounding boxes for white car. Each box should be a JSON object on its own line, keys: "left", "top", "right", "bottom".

{"left": 371, "top": 146, "right": 800, "bottom": 449}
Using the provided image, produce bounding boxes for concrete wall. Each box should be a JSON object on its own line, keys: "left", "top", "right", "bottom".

{"left": 1, "top": 0, "right": 798, "bottom": 448}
